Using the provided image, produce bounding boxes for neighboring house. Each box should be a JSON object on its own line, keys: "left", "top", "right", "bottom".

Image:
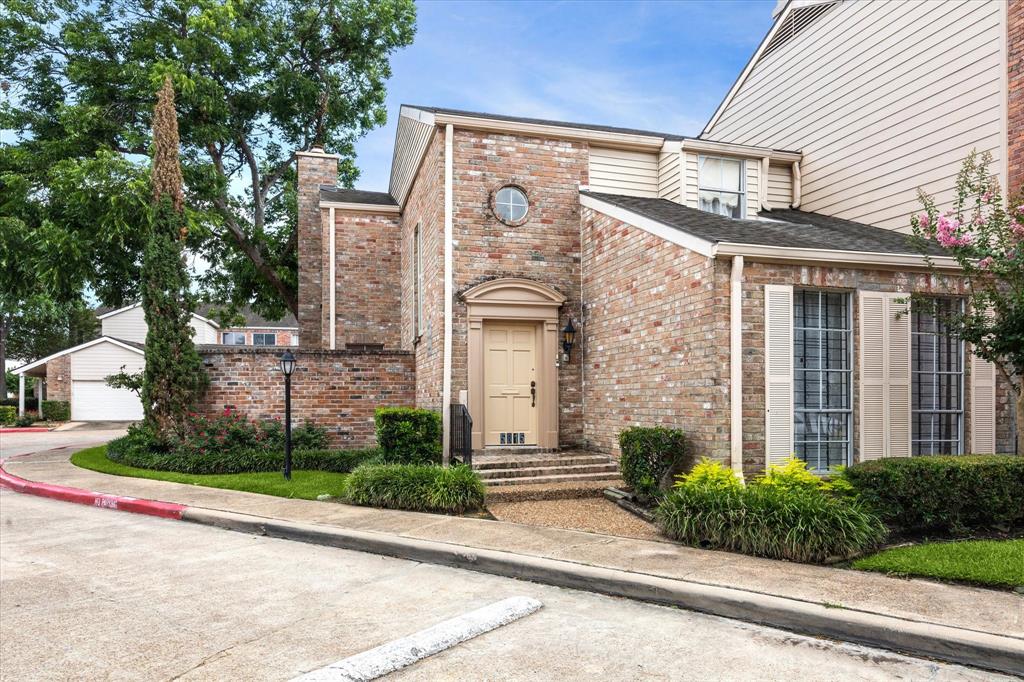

{"left": 273, "top": 0, "right": 1020, "bottom": 471}
{"left": 11, "top": 304, "right": 298, "bottom": 421}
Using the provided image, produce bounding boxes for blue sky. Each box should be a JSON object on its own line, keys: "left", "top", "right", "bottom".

{"left": 352, "top": 0, "right": 778, "bottom": 192}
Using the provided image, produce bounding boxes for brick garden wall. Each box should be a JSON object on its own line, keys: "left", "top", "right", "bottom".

{"left": 327, "top": 211, "right": 403, "bottom": 349}
{"left": 197, "top": 347, "right": 416, "bottom": 448}
{"left": 580, "top": 207, "right": 729, "bottom": 460}
{"left": 450, "top": 128, "right": 588, "bottom": 447}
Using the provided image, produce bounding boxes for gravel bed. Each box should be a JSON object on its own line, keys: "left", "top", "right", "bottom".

{"left": 487, "top": 497, "right": 664, "bottom": 541}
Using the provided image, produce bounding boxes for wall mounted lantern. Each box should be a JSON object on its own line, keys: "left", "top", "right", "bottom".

{"left": 561, "top": 318, "right": 577, "bottom": 362}
{"left": 279, "top": 349, "right": 296, "bottom": 480}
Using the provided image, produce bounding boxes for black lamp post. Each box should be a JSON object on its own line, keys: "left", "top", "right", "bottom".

{"left": 561, "top": 318, "right": 577, "bottom": 362}
{"left": 279, "top": 350, "right": 296, "bottom": 480}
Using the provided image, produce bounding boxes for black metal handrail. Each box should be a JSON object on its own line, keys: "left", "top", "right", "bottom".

{"left": 450, "top": 403, "right": 473, "bottom": 469}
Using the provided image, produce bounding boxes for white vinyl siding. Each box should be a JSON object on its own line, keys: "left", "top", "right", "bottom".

{"left": 766, "top": 162, "right": 793, "bottom": 209}
{"left": 970, "top": 351, "right": 997, "bottom": 453}
{"left": 390, "top": 111, "right": 435, "bottom": 206}
{"left": 745, "top": 160, "right": 759, "bottom": 219}
{"left": 764, "top": 284, "right": 794, "bottom": 467}
{"left": 657, "top": 149, "right": 681, "bottom": 202}
{"left": 704, "top": 0, "right": 1005, "bottom": 231}
{"left": 683, "top": 152, "right": 700, "bottom": 208}
{"left": 858, "top": 291, "right": 911, "bottom": 460}
{"left": 588, "top": 147, "right": 659, "bottom": 198}
{"left": 69, "top": 341, "right": 144, "bottom": 381}
{"left": 101, "top": 305, "right": 218, "bottom": 344}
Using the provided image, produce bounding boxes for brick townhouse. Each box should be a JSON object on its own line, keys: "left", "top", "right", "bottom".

{"left": 285, "top": 0, "right": 1021, "bottom": 478}
{"left": 18, "top": 0, "right": 1020, "bottom": 477}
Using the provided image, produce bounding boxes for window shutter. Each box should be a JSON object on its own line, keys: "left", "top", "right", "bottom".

{"left": 886, "top": 297, "right": 912, "bottom": 458}
{"left": 971, "top": 351, "right": 996, "bottom": 453}
{"left": 764, "top": 284, "right": 794, "bottom": 467}
{"left": 859, "top": 292, "right": 911, "bottom": 459}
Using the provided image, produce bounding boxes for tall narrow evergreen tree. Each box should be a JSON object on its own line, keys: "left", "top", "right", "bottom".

{"left": 141, "top": 77, "right": 207, "bottom": 437}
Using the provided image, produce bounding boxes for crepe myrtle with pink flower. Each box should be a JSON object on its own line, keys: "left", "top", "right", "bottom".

{"left": 911, "top": 150, "right": 1024, "bottom": 454}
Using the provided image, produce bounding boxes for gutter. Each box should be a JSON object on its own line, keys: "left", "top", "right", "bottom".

{"left": 712, "top": 242, "right": 961, "bottom": 270}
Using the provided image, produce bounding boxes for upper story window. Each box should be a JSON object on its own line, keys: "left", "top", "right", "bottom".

{"left": 222, "top": 332, "right": 246, "bottom": 345}
{"left": 253, "top": 333, "right": 277, "bottom": 346}
{"left": 698, "top": 156, "right": 744, "bottom": 219}
{"left": 492, "top": 185, "right": 529, "bottom": 225}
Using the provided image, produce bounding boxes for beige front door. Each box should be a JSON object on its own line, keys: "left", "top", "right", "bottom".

{"left": 484, "top": 322, "right": 538, "bottom": 446}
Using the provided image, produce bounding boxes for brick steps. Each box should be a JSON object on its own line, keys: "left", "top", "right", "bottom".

{"left": 479, "top": 462, "right": 620, "bottom": 482}
{"left": 486, "top": 479, "right": 624, "bottom": 503}
{"left": 474, "top": 455, "right": 613, "bottom": 471}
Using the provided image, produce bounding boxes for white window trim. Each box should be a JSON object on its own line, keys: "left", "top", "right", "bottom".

{"left": 253, "top": 333, "right": 277, "bottom": 346}
{"left": 698, "top": 155, "right": 746, "bottom": 219}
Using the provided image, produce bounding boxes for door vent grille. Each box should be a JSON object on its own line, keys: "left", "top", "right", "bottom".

{"left": 499, "top": 432, "right": 526, "bottom": 445}
{"left": 761, "top": 1, "right": 839, "bottom": 60}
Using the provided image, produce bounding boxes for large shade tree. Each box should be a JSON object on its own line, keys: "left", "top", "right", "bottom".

{"left": 0, "top": 0, "right": 416, "bottom": 320}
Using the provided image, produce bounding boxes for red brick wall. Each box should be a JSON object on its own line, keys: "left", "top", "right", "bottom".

{"left": 400, "top": 130, "right": 446, "bottom": 410}
{"left": 450, "top": 129, "right": 589, "bottom": 447}
{"left": 1009, "top": 0, "right": 1024, "bottom": 194}
{"left": 581, "top": 208, "right": 728, "bottom": 460}
{"left": 297, "top": 151, "right": 340, "bottom": 349}
{"left": 734, "top": 263, "right": 1015, "bottom": 476}
{"left": 45, "top": 356, "right": 71, "bottom": 402}
{"left": 197, "top": 347, "right": 415, "bottom": 448}
{"left": 326, "top": 211, "right": 402, "bottom": 348}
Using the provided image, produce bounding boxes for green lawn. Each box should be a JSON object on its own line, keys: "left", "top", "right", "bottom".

{"left": 71, "top": 446, "right": 348, "bottom": 501}
{"left": 853, "top": 539, "right": 1024, "bottom": 589}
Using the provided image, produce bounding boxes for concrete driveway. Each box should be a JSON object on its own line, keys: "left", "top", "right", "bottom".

{"left": 0, "top": 423, "right": 129, "bottom": 459}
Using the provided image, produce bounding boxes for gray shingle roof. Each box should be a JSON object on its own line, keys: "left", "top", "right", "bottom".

{"left": 407, "top": 105, "right": 802, "bottom": 155}
{"left": 319, "top": 186, "right": 397, "bottom": 206}
{"left": 581, "top": 191, "right": 945, "bottom": 256}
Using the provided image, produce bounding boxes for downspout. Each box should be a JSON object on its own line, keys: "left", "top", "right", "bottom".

{"left": 791, "top": 161, "right": 802, "bottom": 209}
{"left": 441, "top": 123, "right": 454, "bottom": 465}
{"left": 760, "top": 157, "right": 771, "bottom": 211}
{"left": 328, "top": 206, "right": 336, "bottom": 350}
{"left": 17, "top": 374, "right": 25, "bottom": 418}
{"left": 730, "top": 255, "right": 745, "bottom": 481}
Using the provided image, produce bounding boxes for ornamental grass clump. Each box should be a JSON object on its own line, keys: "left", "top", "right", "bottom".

{"left": 657, "top": 458, "right": 886, "bottom": 564}
{"left": 341, "top": 463, "right": 485, "bottom": 514}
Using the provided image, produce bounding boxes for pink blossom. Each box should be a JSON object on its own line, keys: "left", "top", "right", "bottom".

{"left": 978, "top": 256, "right": 994, "bottom": 270}
{"left": 982, "top": 191, "right": 992, "bottom": 203}
{"left": 1011, "top": 220, "right": 1024, "bottom": 239}
{"left": 934, "top": 215, "right": 972, "bottom": 247}
{"left": 917, "top": 213, "right": 930, "bottom": 229}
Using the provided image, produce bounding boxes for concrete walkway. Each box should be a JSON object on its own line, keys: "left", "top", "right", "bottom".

{"left": 4, "top": 446, "right": 1023, "bottom": 674}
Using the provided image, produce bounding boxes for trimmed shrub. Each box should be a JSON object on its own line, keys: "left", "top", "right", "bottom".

{"left": 107, "top": 430, "right": 379, "bottom": 475}
{"left": 15, "top": 415, "right": 36, "bottom": 428}
{"left": 1, "top": 397, "right": 38, "bottom": 412}
{"left": 844, "top": 456, "right": 1024, "bottom": 536}
{"left": 618, "top": 426, "right": 689, "bottom": 501}
{"left": 375, "top": 407, "right": 442, "bottom": 464}
{"left": 657, "top": 459, "right": 886, "bottom": 563}
{"left": 42, "top": 400, "right": 70, "bottom": 422}
{"left": 171, "top": 409, "right": 329, "bottom": 456}
{"left": 342, "top": 463, "right": 485, "bottom": 514}
{"left": 0, "top": 405, "right": 15, "bottom": 425}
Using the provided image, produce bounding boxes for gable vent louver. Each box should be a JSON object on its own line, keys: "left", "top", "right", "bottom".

{"left": 761, "top": 1, "right": 839, "bottom": 59}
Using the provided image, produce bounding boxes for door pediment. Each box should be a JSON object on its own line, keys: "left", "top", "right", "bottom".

{"left": 462, "top": 278, "right": 566, "bottom": 308}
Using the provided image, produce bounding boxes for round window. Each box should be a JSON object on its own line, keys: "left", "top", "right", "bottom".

{"left": 492, "top": 185, "right": 529, "bottom": 224}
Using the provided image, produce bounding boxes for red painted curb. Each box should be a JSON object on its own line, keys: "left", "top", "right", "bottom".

{"left": 0, "top": 428, "right": 51, "bottom": 433}
{"left": 0, "top": 465, "right": 186, "bottom": 520}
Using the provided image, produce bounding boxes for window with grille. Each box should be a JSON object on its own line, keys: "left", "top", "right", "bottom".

{"left": 912, "top": 299, "right": 963, "bottom": 455}
{"left": 793, "top": 290, "right": 851, "bottom": 471}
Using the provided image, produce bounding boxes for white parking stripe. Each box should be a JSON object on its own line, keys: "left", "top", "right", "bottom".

{"left": 292, "top": 596, "right": 543, "bottom": 682}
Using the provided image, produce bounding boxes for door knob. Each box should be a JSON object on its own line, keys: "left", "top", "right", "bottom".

{"left": 530, "top": 381, "right": 536, "bottom": 407}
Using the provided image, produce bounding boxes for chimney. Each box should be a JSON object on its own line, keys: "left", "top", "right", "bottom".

{"left": 296, "top": 147, "right": 340, "bottom": 349}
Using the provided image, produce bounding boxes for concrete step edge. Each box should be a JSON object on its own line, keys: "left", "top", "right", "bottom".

{"left": 484, "top": 472, "right": 628, "bottom": 487}
{"left": 478, "top": 465, "right": 621, "bottom": 480}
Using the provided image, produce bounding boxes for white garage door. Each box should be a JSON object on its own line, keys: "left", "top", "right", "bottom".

{"left": 71, "top": 381, "right": 144, "bottom": 421}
